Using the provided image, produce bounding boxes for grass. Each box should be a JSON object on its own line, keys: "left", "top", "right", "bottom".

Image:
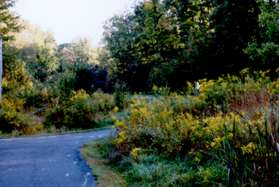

{"left": 81, "top": 138, "right": 127, "bottom": 187}
{"left": 81, "top": 137, "right": 228, "bottom": 186}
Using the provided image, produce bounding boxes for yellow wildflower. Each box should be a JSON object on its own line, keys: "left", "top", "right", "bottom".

{"left": 241, "top": 142, "right": 255, "bottom": 154}
{"left": 131, "top": 148, "right": 142, "bottom": 161}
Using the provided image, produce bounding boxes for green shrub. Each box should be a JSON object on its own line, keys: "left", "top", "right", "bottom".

{"left": 182, "top": 71, "right": 273, "bottom": 115}
{"left": 0, "top": 98, "right": 43, "bottom": 134}
{"left": 2, "top": 60, "right": 34, "bottom": 98}
{"left": 114, "top": 83, "right": 129, "bottom": 110}
{"left": 112, "top": 73, "right": 278, "bottom": 186}
{"left": 23, "top": 86, "right": 51, "bottom": 109}
{"left": 55, "top": 70, "right": 77, "bottom": 99}
{"left": 45, "top": 90, "right": 115, "bottom": 129}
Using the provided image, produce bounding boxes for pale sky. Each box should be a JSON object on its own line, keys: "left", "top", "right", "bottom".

{"left": 15, "top": 0, "right": 138, "bottom": 47}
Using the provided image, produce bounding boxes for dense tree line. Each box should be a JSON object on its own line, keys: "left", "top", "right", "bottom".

{"left": 104, "top": 0, "right": 279, "bottom": 91}
{"left": 0, "top": 0, "right": 278, "bottom": 97}
{"left": 1, "top": 0, "right": 278, "bottom": 94}
{"left": 0, "top": 0, "right": 113, "bottom": 133}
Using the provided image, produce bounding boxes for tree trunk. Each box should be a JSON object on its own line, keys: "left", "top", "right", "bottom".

{"left": 0, "top": 36, "right": 3, "bottom": 102}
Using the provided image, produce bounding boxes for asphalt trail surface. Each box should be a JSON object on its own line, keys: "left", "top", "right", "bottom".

{"left": 0, "top": 129, "right": 113, "bottom": 187}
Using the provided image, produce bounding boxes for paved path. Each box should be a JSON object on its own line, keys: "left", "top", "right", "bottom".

{"left": 0, "top": 129, "right": 113, "bottom": 187}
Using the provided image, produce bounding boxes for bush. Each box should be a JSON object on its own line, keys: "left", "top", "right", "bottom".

{"left": 183, "top": 70, "right": 272, "bottom": 115}
{"left": 44, "top": 90, "right": 115, "bottom": 129}
{"left": 112, "top": 73, "right": 278, "bottom": 186}
{"left": 0, "top": 98, "right": 43, "bottom": 134}
{"left": 55, "top": 70, "right": 77, "bottom": 99}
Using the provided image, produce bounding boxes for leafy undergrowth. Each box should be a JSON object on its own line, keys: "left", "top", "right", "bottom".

{"left": 0, "top": 89, "right": 118, "bottom": 137}
{"left": 84, "top": 137, "right": 228, "bottom": 186}
{"left": 90, "top": 70, "right": 279, "bottom": 186}
{"left": 81, "top": 138, "right": 127, "bottom": 187}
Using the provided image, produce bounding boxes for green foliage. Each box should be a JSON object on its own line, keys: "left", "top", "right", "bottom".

{"left": 0, "top": 97, "right": 43, "bottom": 134}
{"left": 11, "top": 20, "right": 59, "bottom": 82}
{"left": 194, "top": 71, "right": 271, "bottom": 113}
{"left": 27, "top": 46, "right": 59, "bottom": 82}
{"left": 0, "top": 0, "right": 20, "bottom": 40}
{"left": 245, "top": 2, "right": 279, "bottom": 69}
{"left": 208, "top": 0, "right": 260, "bottom": 64}
{"left": 55, "top": 69, "right": 76, "bottom": 98}
{"left": 24, "top": 87, "right": 50, "bottom": 109}
{"left": 110, "top": 73, "right": 278, "bottom": 186}
{"left": 258, "top": 1, "right": 279, "bottom": 42}
{"left": 1, "top": 2, "right": 278, "bottom": 186}
{"left": 103, "top": 0, "right": 277, "bottom": 91}
{"left": 58, "top": 38, "right": 98, "bottom": 65}
{"left": 45, "top": 90, "right": 115, "bottom": 130}
{"left": 2, "top": 56, "right": 34, "bottom": 98}
{"left": 114, "top": 83, "right": 128, "bottom": 110}
{"left": 104, "top": 0, "right": 183, "bottom": 90}
{"left": 1, "top": 19, "right": 112, "bottom": 135}
{"left": 91, "top": 138, "right": 227, "bottom": 186}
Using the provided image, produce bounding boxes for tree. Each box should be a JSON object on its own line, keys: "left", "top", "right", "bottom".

{"left": 207, "top": 0, "right": 260, "bottom": 74}
{"left": 163, "top": 0, "right": 212, "bottom": 82}
{"left": 245, "top": 0, "right": 279, "bottom": 70}
{"left": 104, "top": 0, "right": 184, "bottom": 90}
{"left": 11, "top": 20, "right": 59, "bottom": 82}
{"left": 71, "top": 38, "right": 98, "bottom": 65}
{"left": 103, "top": 0, "right": 271, "bottom": 91}
{"left": 0, "top": 0, "right": 19, "bottom": 101}
{"left": 0, "top": 36, "right": 2, "bottom": 101}
{"left": 104, "top": 14, "right": 141, "bottom": 91}
{"left": 0, "top": 0, "right": 19, "bottom": 40}
{"left": 58, "top": 38, "right": 98, "bottom": 66}
{"left": 57, "top": 38, "right": 111, "bottom": 95}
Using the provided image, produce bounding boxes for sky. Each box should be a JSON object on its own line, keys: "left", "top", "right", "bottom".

{"left": 14, "top": 0, "right": 138, "bottom": 47}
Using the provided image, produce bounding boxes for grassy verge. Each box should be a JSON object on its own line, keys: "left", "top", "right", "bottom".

{"left": 81, "top": 137, "right": 228, "bottom": 186}
{"left": 81, "top": 138, "right": 127, "bottom": 187}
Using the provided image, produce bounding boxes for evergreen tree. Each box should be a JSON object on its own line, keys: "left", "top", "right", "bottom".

{"left": 0, "top": 0, "right": 20, "bottom": 41}
{"left": 0, "top": 0, "right": 19, "bottom": 101}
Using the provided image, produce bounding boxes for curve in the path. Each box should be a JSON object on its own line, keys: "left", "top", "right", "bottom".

{"left": 0, "top": 129, "right": 113, "bottom": 187}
